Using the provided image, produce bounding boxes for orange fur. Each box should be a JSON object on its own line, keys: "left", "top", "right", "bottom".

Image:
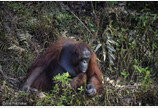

{"left": 25, "top": 37, "right": 104, "bottom": 94}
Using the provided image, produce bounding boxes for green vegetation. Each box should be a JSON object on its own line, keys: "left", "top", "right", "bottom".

{"left": 0, "top": 1, "right": 158, "bottom": 106}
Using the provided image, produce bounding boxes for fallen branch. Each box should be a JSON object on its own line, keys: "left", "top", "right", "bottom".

{"left": 59, "top": 2, "right": 94, "bottom": 37}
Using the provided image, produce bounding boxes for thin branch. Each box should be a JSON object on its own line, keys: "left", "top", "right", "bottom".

{"left": 59, "top": 2, "right": 94, "bottom": 37}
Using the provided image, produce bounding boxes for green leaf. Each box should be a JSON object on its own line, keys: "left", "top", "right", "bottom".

{"left": 121, "top": 72, "right": 126, "bottom": 76}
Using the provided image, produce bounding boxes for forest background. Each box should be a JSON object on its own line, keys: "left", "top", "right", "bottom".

{"left": 0, "top": 1, "right": 158, "bottom": 106}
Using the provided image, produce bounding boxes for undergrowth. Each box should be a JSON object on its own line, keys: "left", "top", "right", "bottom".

{"left": 0, "top": 1, "right": 158, "bottom": 106}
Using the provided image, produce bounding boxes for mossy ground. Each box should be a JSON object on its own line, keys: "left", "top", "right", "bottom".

{"left": 0, "top": 1, "right": 158, "bottom": 106}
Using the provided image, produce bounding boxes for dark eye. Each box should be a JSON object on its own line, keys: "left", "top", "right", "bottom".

{"left": 80, "top": 58, "right": 86, "bottom": 62}
{"left": 84, "top": 58, "right": 90, "bottom": 62}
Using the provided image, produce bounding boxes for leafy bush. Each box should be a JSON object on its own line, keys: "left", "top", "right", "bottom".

{"left": 0, "top": 1, "right": 158, "bottom": 106}
{"left": 36, "top": 73, "right": 88, "bottom": 105}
